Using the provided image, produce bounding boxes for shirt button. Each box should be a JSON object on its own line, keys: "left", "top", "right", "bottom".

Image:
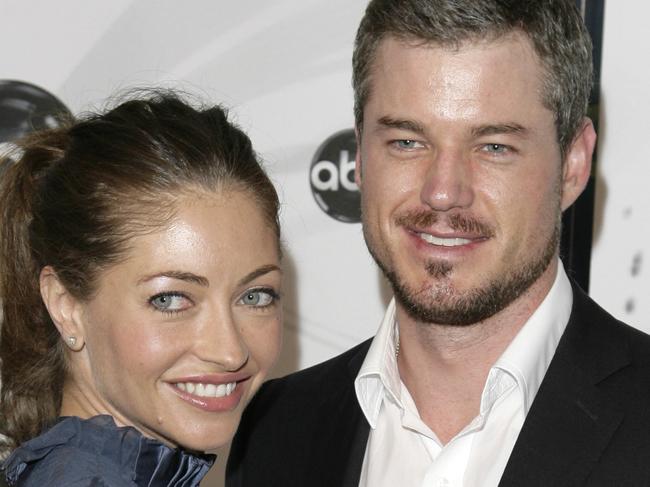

{"left": 436, "top": 478, "right": 450, "bottom": 487}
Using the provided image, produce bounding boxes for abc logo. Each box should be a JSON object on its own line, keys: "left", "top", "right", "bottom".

{"left": 309, "top": 129, "right": 360, "bottom": 223}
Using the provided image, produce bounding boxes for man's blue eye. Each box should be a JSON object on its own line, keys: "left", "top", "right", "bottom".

{"left": 396, "top": 140, "right": 418, "bottom": 149}
{"left": 484, "top": 143, "right": 508, "bottom": 153}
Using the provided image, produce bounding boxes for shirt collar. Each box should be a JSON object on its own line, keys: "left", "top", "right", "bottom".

{"left": 355, "top": 299, "right": 400, "bottom": 428}
{"left": 354, "top": 262, "right": 573, "bottom": 428}
{"left": 493, "top": 263, "right": 572, "bottom": 413}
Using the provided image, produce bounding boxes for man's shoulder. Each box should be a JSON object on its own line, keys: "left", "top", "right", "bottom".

{"left": 571, "top": 283, "right": 650, "bottom": 356}
{"left": 503, "top": 285, "right": 650, "bottom": 484}
{"left": 559, "top": 283, "right": 650, "bottom": 403}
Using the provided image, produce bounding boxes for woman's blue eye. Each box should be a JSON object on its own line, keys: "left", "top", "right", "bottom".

{"left": 240, "top": 289, "right": 277, "bottom": 307}
{"left": 150, "top": 293, "right": 188, "bottom": 312}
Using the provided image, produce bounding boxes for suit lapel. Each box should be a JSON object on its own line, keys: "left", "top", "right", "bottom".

{"left": 307, "top": 340, "right": 370, "bottom": 487}
{"left": 339, "top": 411, "right": 371, "bottom": 487}
{"left": 499, "top": 285, "right": 630, "bottom": 486}
{"left": 339, "top": 341, "right": 372, "bottom": 487}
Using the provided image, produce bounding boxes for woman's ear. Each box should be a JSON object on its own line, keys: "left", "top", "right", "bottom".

{"left": 39, "top": 266, "right": 85, "bottom": 352}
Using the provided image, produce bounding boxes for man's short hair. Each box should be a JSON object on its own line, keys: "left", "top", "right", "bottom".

{"left": 352, "top": 0, "right": 593, "bottom": 156}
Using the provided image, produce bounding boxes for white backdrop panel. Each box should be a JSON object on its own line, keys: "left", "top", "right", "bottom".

{"left": 590, "top": 1, "right": 650, "bottom": 334}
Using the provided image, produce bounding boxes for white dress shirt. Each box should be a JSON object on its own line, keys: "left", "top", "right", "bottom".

{"left": 354, "top": 264, "right": 573, "bottom": 487}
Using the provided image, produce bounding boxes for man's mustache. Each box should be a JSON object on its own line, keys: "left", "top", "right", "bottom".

{"left": 395, "top": 210, "right": 496, "bottom": 238}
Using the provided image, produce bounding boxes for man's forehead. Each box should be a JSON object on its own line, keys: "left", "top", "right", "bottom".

{"left": 363, "top": 33, "right": 554, "bottom": 135}
{"left": 371, "top": 34, "right": 543, "bottom": 89}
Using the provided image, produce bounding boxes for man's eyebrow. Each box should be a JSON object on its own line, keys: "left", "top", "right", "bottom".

{"left": 237, "top": 264, "right": 282, "bottom": 287}
{"left": 376, "top": 116, "right": 426, "bottom": 135}
{"left": 471, "top": 123, "right": 529, "bottom": 138}
{"left": 138, "top": 271, "right": 209, "bottom": 287}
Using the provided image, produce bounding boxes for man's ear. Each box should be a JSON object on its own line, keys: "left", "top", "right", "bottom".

{"left": 561, "top": 117, "right": 597, "bottom": 211}
{"left": 39, "top": 266, "right": 85, "bottom": 351}
{"left": 355, "top": 126, "right": 363, "bottom": 189}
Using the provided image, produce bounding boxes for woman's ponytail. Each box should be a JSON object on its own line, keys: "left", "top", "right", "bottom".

{"left": 0, "top": 129, "right": 70, "bottom": 454}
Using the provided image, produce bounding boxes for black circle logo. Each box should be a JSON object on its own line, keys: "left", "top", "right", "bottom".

{"left": 0, "top": 80, "right": 70, "bottom": 143}
{"left": 0, "top": 80, "right": 71, "bottom": 172}
{"left": 309, "top": 128, "right": 360, "bottom": 223}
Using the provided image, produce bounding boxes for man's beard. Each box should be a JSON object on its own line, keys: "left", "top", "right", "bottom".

{"left": 364, "top": 210, "right": 560, "bottom": 326}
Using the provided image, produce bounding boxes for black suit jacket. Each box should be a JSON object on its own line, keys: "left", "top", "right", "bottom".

{"left": 227, "top": 285, "right": 650, "bottom": 486}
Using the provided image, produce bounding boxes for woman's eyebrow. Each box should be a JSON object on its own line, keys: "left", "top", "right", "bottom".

{"left": 237, "top": 265, "right": 282, "bottom": 287}
{"left": 137, "top": 271, "right": 209, "bottom": 287}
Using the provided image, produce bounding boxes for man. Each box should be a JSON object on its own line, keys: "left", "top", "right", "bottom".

{"left": 227, "top": 1, "right": 650, "bottom": 486}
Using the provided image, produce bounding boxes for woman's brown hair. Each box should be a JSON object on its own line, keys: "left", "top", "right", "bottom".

{"left": 0, "top": 91, "right": 280, "bottom": 455}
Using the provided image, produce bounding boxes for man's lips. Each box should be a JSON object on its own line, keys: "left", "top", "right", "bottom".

{"left": 395, "top": 210, "right": 496, "bottom": 241}
{"left": 405, "top": 228, "right": 490, "bottom": 253}
{"left": 417, "top": 232, "right": 474, "bottom": 247}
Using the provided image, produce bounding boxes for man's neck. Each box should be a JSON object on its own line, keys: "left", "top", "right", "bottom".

{"left": 396, "top": 261, "right": 559, "bottom": 444}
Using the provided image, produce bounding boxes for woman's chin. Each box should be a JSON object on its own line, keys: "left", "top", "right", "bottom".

{"left": 171, "top": 421, "right": 240, "bottom": 453}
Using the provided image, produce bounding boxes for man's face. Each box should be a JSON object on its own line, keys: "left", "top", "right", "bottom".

{"left": 356, "top": 33, "right": 592, "bottom": 325}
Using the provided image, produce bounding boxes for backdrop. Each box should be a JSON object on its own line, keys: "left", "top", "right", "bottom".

{"left": 1, "top": 1, "right": 647, "bottom": 485}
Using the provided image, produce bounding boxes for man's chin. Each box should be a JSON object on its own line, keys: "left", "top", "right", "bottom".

{"left": 392, "top": 261, "right": 554, "bottom": 326}
{"left": 393, "top": 282, "right": 498, "bottom": 326}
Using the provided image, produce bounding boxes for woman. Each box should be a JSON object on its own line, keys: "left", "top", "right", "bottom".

{"left": 0, "top": 91, "right": 282, "bottom": 486}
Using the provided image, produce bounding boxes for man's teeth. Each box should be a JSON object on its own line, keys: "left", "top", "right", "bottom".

{"left": 175, "top": 382, "right": 236, "bottom": 397}
{"left": 418, "top": 233, "right": 472, "bottom": 247}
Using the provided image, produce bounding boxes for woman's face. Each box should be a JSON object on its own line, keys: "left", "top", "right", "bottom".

{"left": 67, "top": 189, "right": 282, "bottom": 451}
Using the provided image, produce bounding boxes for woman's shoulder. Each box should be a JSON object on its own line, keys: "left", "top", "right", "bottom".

{"left": 2, "top": 415, "right": 214, "bottom": 486}
{"left": 2, "top": 416, "right": 138, "bottom": 486}
{"left": 5, "top": 450, "right": 134, "bottom": 486}
{"left": 3, "top": 445, "right": 135, "bottom": 486}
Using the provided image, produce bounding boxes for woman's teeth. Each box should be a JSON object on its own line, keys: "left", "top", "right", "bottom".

{"left": 175, "top": 382, "right": 236, "bottom": 397}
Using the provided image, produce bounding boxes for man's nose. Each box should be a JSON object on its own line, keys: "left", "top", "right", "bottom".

{"left": 419, "top": 147, "right": 474, "bottom": 212}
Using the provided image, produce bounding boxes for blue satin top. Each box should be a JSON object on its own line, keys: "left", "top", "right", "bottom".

{"left": 1, "top": 415, "right": 215, "bottom": 486}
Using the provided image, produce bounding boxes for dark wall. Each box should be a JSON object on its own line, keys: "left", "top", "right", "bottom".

{"left": 561, "top": 0, "right": 605, "bottom": 292}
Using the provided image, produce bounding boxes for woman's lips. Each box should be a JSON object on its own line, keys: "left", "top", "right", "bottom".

{"left": 167, "top": 374, "right": 251, "bottom": 412}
